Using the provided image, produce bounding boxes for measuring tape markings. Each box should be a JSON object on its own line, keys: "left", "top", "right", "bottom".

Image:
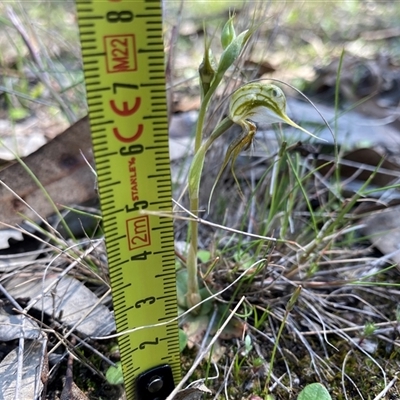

{"left": 76, "top": 0, "right": 180, "bottom": 398}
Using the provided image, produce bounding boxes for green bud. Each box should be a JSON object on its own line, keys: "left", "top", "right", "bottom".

{"left": 199, "top": 47, "right": 217, "bottom": 98}
{"left": 216, "top": 29, "right": 251, "bottom": 82}
{"left": 221, "top": 16, "right": 236, "bottom": 49}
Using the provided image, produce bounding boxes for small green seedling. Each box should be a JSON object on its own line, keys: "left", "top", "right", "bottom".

{"left": 106, "top": 362, "right": 124, "bottom": 385}
{"left": 297, "top": 383, "right": 332, "bottom": 400}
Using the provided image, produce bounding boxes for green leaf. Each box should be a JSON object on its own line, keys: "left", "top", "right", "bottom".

{"left": 176, "top": 269, "right": 189, "bottom": 308}
{"left": 106, "top": 361, "right": 124, "bottom": 385}
{"left": 179, "top": 329, "right": 188, "bottom": 351}
{"left": 198, "top": 249, "right": 211, "bottom": 263}
{"left": 29, "top": 82, "right": 45, "bottom": 99}
{"left": 198, "top": 287, "right": 213, "bottom": 315}
{"left": 188, "top": 117, "right": 233, "bottom": 201}
{"left": 9, "top": 107, "right": 29, "bottom": 121}
{"left": 188, "top": 144, "right": 207, "bottom": 200}
{"left": 233, "top": 250, "right": 255, "bottom": 270}
{"left": 297, "top": 383, "right": 332, "bottom": 400}
{"left": 244, "top": 334, "right": 252, "bottom": 354}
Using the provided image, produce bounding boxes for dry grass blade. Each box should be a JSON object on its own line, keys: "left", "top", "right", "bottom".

{"left": 166, "top": 297, "right": 245, "bottom": 400}
{"left": 5, "top": 5, "right": 75, "bottom": 122}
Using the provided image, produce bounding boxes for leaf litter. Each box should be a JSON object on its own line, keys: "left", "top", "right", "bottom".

{"left": 4, "top": 273, "right": 115, "bottom": 337}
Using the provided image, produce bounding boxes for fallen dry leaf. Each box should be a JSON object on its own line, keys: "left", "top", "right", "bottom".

{"left": 0, "top": 113, "right": 196, "bottom": 230}
{"left": 0, "top": 338, "right": 48, "bottom": 400}
{"left": 363, "top": 205, "right": 400, "bottom": 266}
{"left": 172, "top": 383, "right": 212, "bottom": 400}
{"left": 0, "top": 307, "right": 41, "bottom": 341}
{"left": 60, "top": 381, "right": 89, "bottom": 400}
{"left": 0, "top": 117, "right": 96, "bottom": 230}
{"left": 317, "top": 148, "right": 400, "bottom": 188}
{"left": 0, "top": 251, "right": 43, "bottom": 272}
{"left": 182, "top": 314, "right": 209, "bottom": 350}
{"left": 5, "top": 274, "right": 115, "bottom": 337}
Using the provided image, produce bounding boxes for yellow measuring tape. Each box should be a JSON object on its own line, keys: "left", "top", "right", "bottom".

{"left": 76, "top": 1, "right": 180, "bottom": 398}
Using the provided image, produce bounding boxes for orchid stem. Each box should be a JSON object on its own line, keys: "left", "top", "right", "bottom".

{"left": 186, "top": 115, "right": 234, "bottom": 310}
